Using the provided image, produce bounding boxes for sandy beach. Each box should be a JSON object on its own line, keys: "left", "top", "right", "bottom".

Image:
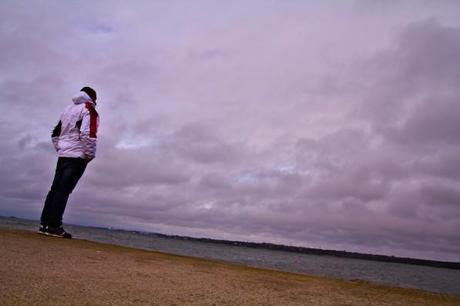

{"left": 0, "top": 228, "right": 458, "bottom": 305}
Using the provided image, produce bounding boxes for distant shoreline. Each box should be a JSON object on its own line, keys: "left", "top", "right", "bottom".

{"left": 2, "top": 215, "right": 459, "bottom": 270}
{"left": 1, "top": 228, "right": 459, "bottom": 305}
{"left": 149, "top": 232, "right": 460, "bottom": 270}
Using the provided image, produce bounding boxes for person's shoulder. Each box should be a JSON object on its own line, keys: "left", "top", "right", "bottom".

{"left": 61, "top": 103, "right": 76, "bottom": 114}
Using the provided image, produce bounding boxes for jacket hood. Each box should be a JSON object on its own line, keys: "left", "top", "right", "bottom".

{"left": 72, "top": 91, "right": 95, "bottom": 106}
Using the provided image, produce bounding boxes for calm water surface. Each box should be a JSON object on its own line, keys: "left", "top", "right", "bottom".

{"left": 1, "top": 217, "right": 459, "bottom": 295}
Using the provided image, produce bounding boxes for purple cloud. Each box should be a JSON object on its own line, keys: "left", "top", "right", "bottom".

{"left": 1, "top": 1, "right": 460, "bottom": 261}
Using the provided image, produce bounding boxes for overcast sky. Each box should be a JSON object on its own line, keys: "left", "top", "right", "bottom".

{"left": 1, "top": 0, "right": 460, "bottom": 261}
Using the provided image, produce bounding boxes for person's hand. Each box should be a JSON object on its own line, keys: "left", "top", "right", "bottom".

{"left": 84, "top": 156, "right": 94, "bottom": 163}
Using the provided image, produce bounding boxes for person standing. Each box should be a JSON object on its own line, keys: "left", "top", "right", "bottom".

{"left": 39, "top": 87, "right": 99, "bottom": 238}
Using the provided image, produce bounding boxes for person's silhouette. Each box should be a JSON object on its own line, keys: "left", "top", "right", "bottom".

{"left": 39, "top": 87, "right": 99, "bottom": 238}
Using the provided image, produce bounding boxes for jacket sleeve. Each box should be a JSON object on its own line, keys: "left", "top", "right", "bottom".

{"left": 80, "top": 103, "right": 99, "bottom": 159}
{"left": 51, "top": 120, "right": 62, "bottom": 152}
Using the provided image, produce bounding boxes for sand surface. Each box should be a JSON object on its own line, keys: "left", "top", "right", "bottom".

{"left": 1, "top": 229, "right": 458, "bottom": 305}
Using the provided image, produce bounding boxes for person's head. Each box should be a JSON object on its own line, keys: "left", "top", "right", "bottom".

{"left": 80, "top": 86, "right": 97, "bottom": 104}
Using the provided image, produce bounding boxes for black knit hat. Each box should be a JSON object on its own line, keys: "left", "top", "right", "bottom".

{"left": 80, "top": 86, "right": 97, "bottom": 103}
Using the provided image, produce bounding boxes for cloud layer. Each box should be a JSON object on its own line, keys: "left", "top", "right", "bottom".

{"left": 1, "top": 1, "right": 460, "bottom": 261}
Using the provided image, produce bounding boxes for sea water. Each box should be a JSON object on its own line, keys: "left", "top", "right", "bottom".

{"left": 1, "top": 216, "right": 459, "bottom": 295}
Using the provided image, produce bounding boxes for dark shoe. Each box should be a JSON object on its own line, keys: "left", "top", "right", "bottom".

{"left": 38, "top": 224, "right": 46, "bottom": 234}
{"left": 43, "top": 226, "right": 72, "bottom": 239}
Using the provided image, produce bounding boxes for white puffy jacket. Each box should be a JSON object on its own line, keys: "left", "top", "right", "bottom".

{"left": 51, "top": 91, "right": 99, "bottom": 159}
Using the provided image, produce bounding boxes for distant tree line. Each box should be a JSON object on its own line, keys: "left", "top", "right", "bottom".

{"left": 152, "top": 233, "right": 460, "bottom": 270}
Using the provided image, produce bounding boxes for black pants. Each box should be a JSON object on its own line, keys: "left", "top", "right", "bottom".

{"left": 40, "top": 157, "right": 87, "bottom": 227}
